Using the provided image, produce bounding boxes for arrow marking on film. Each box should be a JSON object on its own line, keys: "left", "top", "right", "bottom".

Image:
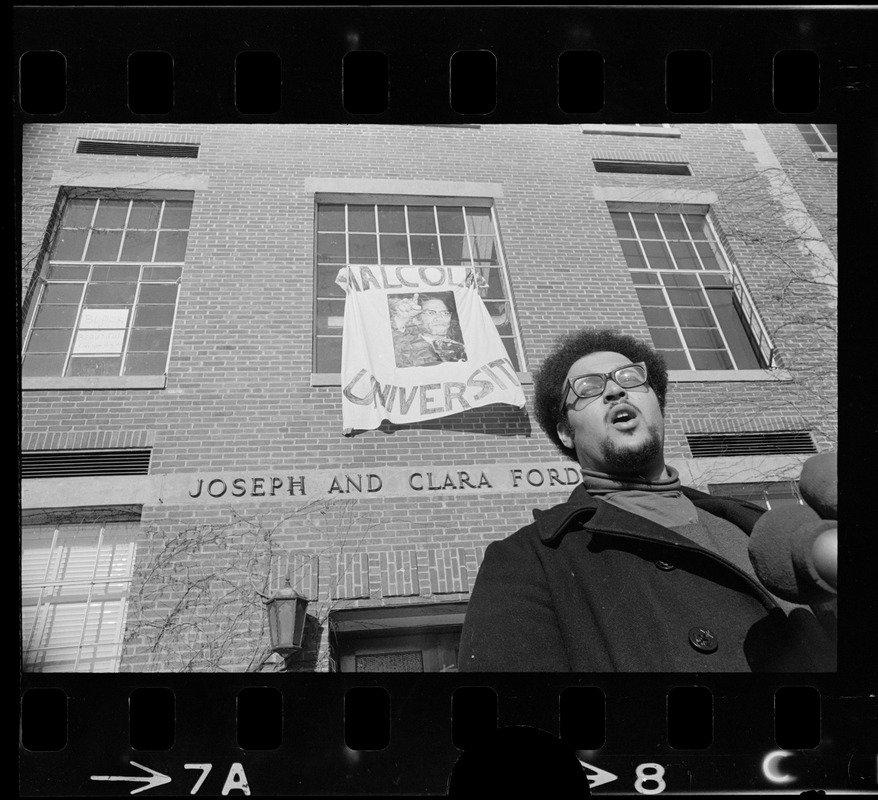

{"left": 577, "top": 760, "right": 618, "bottom": 789}
{"left": 90, "top": 761, "right": 172, "bottom": 795}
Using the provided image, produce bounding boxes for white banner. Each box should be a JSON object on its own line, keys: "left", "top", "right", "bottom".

{"left": 336, "top": 265, "right": 526, "bottom": 433}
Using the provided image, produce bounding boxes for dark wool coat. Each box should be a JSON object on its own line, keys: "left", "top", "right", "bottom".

{"left": 458, "top": 484, "right": 836, "bottom": 672}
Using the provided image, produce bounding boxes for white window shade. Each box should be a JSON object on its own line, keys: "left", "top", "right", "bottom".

{"left": 22, "top": 518, "right": 138, "bottom": 673}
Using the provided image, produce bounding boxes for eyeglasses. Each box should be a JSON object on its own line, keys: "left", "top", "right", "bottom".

{"left": 421, "top": 309, "right": 452, "bottom": 318}
{"left": 559, "top": 362, "right": 649, "bottom": 413}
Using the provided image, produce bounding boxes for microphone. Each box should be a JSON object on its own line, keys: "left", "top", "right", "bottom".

{"left": 748, "top": 504, "right": 837, "bottom": 605}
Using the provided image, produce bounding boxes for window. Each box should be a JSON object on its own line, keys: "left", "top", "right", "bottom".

{"left": 22, "top": 191, "right": 192, "bottom": 378}
{"left": 21, "top": 509, "right": 139, "bottom": 672}
{"left": 314, "top": 199, "right": 522, "bottom": 374}
{"left": 610, "top": 207, "right": 773, "bottom": 370}
{"left": 708, "top": 481, "right": 804, "bottom": 512}
{"left": 796, "top": 124, "right": 837, "bottom": 155}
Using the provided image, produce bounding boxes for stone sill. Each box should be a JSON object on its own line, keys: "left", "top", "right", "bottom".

{"left": 814, "top": 152, "right": 838, "bottom": 161}
{"left": 580, "top": 124, "right": 682, "bottom": 138}
{"left": 669, "top": 369, "right": 792, "bottom": 382}
{"left": 22, "top": 375, "right": 167, "bottom": 391}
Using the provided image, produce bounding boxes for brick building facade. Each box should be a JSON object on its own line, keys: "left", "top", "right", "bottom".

{"left": 20, "top": 123, "right": 837, "bottom": 673}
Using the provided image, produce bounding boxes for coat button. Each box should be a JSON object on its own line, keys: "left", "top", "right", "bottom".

{"left": 655, "top": 560, "right": 676, "bottom": 570}
{"left": 688, "top": 627, "right": 718, "bottom": 653}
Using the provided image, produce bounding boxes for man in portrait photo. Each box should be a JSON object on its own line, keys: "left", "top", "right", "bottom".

{"left": 389, "top": 293, "right": 468, "bottom": 368}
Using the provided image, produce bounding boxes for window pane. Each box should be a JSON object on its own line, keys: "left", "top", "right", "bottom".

{"left": 26, "top": 328, "right": 74, "bottom": 353}
{"left": 649, "top": 328, "right": 682, "bottom": 348}
{"left": 695, "top": 241, "right": 722, "bottom": 270}
{"left": 674, "top": 306, "right": 715, "bottom": 327}
{"left": 681, "top": 327, "right": 726, "bottom": 349}
{"left": 67, "top": 356, "right": 123, "bottom": 376}
{"left": 658, "top": 349, "right": 690, "bottom": 369}
{"left": 610, "top": 212, "right": 635, "bottom": 238}
{"left": 317, "top": 233, "right": 346, "bottom": 264}
{"left": 91, "top": 266, "right": 141, "bottom": 282}
{"left": 73, "top": 329, "right": 126, "bottom": 355}
{"left": 684, "top": 214, "right": 709, "bottom": 240}
{"left": 379, "top": 234, "right": 410, "bottom": 265}
{"left": 407, "top": 207, "right": 436, "bottom": 234}
{"left": 667, "top": 287, "right": 707, "bottom": 307}
{"left": 669, "top": 241, "right": 700, "bottom": 270}
{"left": 437, "top": 207, "right": 466, "bottom": 233}
{"left": 316, "top": 299, "right": 346, "bottom": 334}
{"left": 93, "top": 199, "right": 129, "bottom": 228}
{"left": 127, "top": 200, "right": 162, "bottom": 229}
{"left": 501, "top": 337, "right": 520, "bottom": 371}
{"left": 139, "top": 284, "right": 178, "bottom": 303}
{"left": 707, "top": 289, "right": 762, "bottom": 368}
{"left": 155, "top": 231, "right": 189, "bottom": 261}
{"left": 46, "top": 264, "right": 91, "bottom": 280}
{"left": 315, "top": 336, "right": 343, "bottom": 373}
{"left": 124, "top": 352, "right": 168, "bottom": 375}
{"left": 142, "top": 266, "right": 182, "bottom": 281}
{"left": 84, "top": 282, "right": 137, "bottom": 305}
{"left": 632, "top": 213, "right": 661, "bottom": 239}
{"left": 317, "top": 205, "right": 346, "bottom": 232}
{"left": 410, "top": 235, "right": 441, "bottom": 265}
{"left": 662, "top": 273, "right": 700, "bottom": 288}
{"left": 630, "top": 271, "right": 659, "bottom": 285}
{"left": 34, "top": 304, "right": 80, "bottom": 328}
{"left": 22, "top": 353, "right": 67, "bottom": 377}
{"left": 635, "top": 287, "right": 666, "bottom": 306}
{"left": 120, "top": 230, "right": 157, "bottom": 261}
{"left": 642, "top": 241, "right": 673, "bottom": 269}
{"left": 63, "top": 198, "right": 97, "bottom": 227}
{"left": 478, "top": 268, "right": 506, "bottom": 299}
{"left": 642, "top": 306, "right": 674, "bottom": 326}
{"left": 658, "top": 215, "right": 688, "bottom": 239}
{"left": 43, "top": 283, "right": 85, "bottom": 304}
{"left": 134, "top": 304, "right": 176, "bottom": 327}
{"left": 377, "top": 205, "right": 406, "bottom": 233}
{"left": 465, "top": 207, "right": 493, "bottom": 236}
{"left": 160, "top": 200, "right": 192, "bottom": 229}
{"left": 127, "top": 328, "right": 172, "bottom": 352}
{"left": 52, "top": 229, "right": 89, "bottom": 261}
{"left": 440, "top": 235, "right": 470, "bottom": 265}
{"left": 85, "top": 230, "right": 124, "bottom": 261}
{"left": 621, "top": 240, "right": 646, "bottom": 269}
{"left": 469, "top": 236, "right": 498, "bottom": 266}
{"left": 348, "top": 205, "right": 376, "bottom": 232}
{"left": 316, "top": 265, "right": 347, "bottom": 297}
{"left": 348, "top": 233, "right": 378, "bottom": 263}
{"left": 690, "top": 350, "right": 733, "bottom": 370}
{"left": 484, "top": 301, "right": 511, "bottom": 334}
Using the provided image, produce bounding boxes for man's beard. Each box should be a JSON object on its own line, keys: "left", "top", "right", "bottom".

{"left": 599, "top": 423, "right": 664, "bottom": 479}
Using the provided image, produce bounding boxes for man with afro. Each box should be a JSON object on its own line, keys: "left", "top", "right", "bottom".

{"left": 458, "top": 328, "right": 835, "bottom": 672}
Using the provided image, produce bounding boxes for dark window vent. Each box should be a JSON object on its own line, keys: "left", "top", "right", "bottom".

{"left": 593, "top": 159, "right": 691, "bottom": 176}
{"left": 22, "top": 449, "right": 152, "bottom": 479}
{"left": 76, "top": 140, "right": 199, "bottom": 159}
{"left": 686, "top": 432, "right": 817, "bottom": 458}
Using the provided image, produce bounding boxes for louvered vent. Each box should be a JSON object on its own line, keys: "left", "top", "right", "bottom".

{"left": 686, "top": 432, "right": 817, "bottom": 458}
{"left": 76, "top": 140, "right": 199, "bottom": 158}
{"left": 593, "top": 159, "right": 691, "bottom": 175}
{"left": 22, "top": 449, "right": 152, "bottom": 479}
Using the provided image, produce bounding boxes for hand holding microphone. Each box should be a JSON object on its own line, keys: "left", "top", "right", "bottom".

{"left": 748, "top": 452, "right": 837, "bottom": 604}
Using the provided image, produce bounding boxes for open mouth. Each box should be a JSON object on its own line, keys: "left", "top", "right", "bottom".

{"left": 609, "top": 405, "right": 638, "bottom": 429}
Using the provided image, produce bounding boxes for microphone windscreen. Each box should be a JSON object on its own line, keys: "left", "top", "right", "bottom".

{"left": 749, "top": 505, "right": 837, "bottom": 605}
{"left": 799, "top": 451, "right": 837, "bottom": 520}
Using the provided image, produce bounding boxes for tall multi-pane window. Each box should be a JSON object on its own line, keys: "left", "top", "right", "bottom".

{"left": 314, "top": 199, "right": 522, "bottom": 374}
{"left": 21, "top": 512, "right": 139, "bottom": 672}
{"left": 796, "top": 124, "right": 837, "bottom": 155}
{"left": 611, "top": 207, "right": 773, "bottom": 370}
{"left": 22, "top": 192, "right": 192, "bottom": 378}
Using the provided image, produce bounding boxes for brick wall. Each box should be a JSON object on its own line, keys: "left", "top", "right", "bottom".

{"left": 20, "top": 123, "right": 838, "bottom": 671}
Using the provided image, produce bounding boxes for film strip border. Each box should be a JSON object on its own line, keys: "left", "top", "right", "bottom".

{"left": 19, "top": 675, "right": 878, "bottom": 795}
{"left": 13, "top": 6, "right": 877, "bottom": 121}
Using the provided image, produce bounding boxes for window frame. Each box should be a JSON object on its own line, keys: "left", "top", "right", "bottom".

{"left": 610, "top": 203, "right": 776, "bottom": 372}
{"left": 707, "top": 480, "right": 805, "bottom": 511}
{"left": 21, "top": 190, "right": 193, "bottom": 390}
{"left": 311, "top": 195, "right": 527, "bottom": 383}
{"left": 21, "top": 508, "right": 140, "bottom": 673}
{"left": 796, "top": 123, "right": 838, "bottom": 159}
